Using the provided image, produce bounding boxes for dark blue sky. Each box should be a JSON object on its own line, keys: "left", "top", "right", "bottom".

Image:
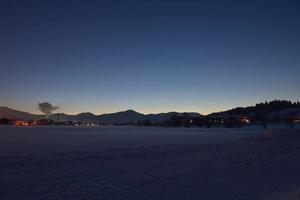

{"left": 1, "top": 0, "right": 299, "bottom": 114}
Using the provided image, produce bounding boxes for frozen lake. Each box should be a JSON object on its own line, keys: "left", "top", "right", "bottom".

{"left": 0, "top": 126, "right": 263, "bottom": 155}
{"left": 1, "top": 126, "right": 300, "bottom": 200}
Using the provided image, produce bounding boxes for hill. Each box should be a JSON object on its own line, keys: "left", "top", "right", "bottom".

{"left": 208, "top": 100, "right": 300, "bottom": 120}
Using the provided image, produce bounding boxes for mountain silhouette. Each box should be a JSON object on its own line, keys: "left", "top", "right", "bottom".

{"left": 0, "top": 107, "right": 202, "bottom": 124}
{"left": 0, "top": 106, "right": 43, "bottom": 120}
{"left": 1, "top": 100, "right": 299, "bottom": 124}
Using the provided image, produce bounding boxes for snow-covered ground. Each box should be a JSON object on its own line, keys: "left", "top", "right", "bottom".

{"left": 0, "top": 126, "right": 300, "bottom": 199}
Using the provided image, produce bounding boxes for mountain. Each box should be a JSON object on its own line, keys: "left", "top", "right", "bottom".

{"left": 146, "top": 112, "right": 202, "bottom": 122}
{"left": 0, "top": 106, "right": 43, "bottom": 120}
{"left": 98, "top": 110, "right": 203, "bottom": 124}
{"left": 0, "top": 107, "right": 98, "bottom": 123}
{"left": 99, "top": 110, "right": 145, "bottom": 124}
{"left": 48, "top": 112, "right": 98, "bottom": 123}
{"left": 75, "top": 112, "right": 98, "bottom": 123}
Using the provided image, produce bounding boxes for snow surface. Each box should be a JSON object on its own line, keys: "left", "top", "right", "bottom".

{"left": 0, "top": 126, "right": 300, "bottom": 200}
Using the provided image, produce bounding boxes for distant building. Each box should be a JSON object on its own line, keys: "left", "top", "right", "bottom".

{"left": 293, "top": 117, "right": 300, "bottom": 123}
{"left": 14, "top": 120, "right": 29, "bottom": 126}
{"left": 36, "top": 119, "right": 54, "bottom": 125}
{"left": 0, "top": 118, "right": 12, "bottom": 125}
{"left": 240, "top": 116, "right": 251, "bottom": 124}
{"left": 30, "top": 120, "right": 39, "bottom": 125}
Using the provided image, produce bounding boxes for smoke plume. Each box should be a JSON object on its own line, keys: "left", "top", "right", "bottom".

{"left": 38, "top": 102, "right": 58, "bottom": 117}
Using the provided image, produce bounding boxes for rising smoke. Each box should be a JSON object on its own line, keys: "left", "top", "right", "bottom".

{"left": 38, "top": 102, "right": 58, "bottom": 117}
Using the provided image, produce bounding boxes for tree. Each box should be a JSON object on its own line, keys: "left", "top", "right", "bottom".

{"left": 287, "top": 111, "right": 297, "bottom": 128}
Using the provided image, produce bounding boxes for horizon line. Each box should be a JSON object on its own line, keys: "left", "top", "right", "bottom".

{"left": 1, "top": 99, "right": 299, "bottom": 117}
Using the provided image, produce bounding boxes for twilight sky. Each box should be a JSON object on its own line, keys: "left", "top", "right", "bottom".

{"left": 0, "top": 0, "right": 299, "bottom": 115}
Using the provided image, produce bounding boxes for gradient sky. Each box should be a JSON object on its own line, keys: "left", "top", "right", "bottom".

{"left": 0, "top": 0, "right": 299, "bottom": 115}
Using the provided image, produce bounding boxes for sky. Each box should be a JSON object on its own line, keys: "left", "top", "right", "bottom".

{"left": 0, "top": 0, "right": 299, "bottom": 115}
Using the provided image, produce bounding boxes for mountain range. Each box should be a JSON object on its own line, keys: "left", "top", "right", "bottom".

{"left": 0, "top": 107, "right": 203, "bottom": 124}
{"left": 1, "top": 100, "right": 300, "bottom": 124}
